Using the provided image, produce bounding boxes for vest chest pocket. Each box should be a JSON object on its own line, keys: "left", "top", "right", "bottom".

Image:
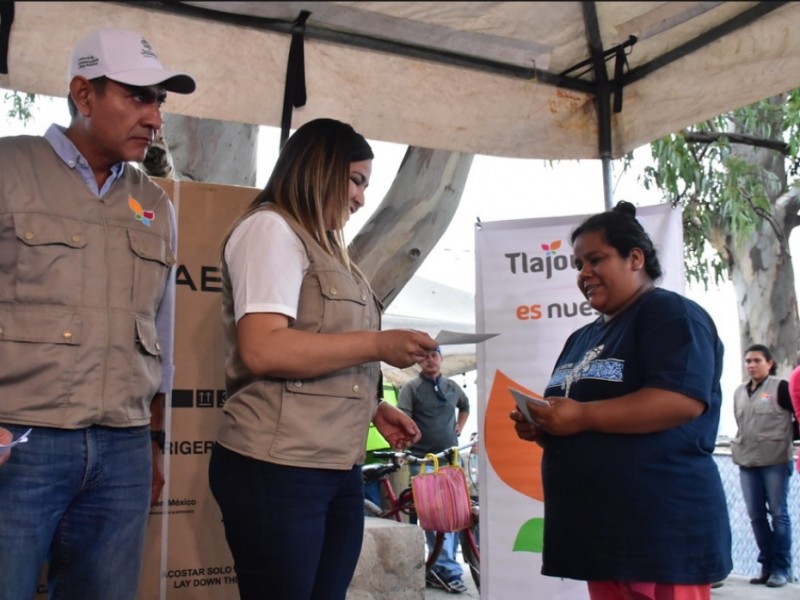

{"left": 127, "top": 228, "right": 175, "bottom": 313}
{"left": 296, "top": 268, "right": 374, "bottom": 334}
{"left": 753, "top": 396, "right": 779, "bottom": 415}
{"left": 5, "top": 213, "right": 87, "bottom": 305}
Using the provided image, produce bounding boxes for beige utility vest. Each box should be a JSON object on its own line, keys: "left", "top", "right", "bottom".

{"left": 731, "top": 375, "right": 794, "bottom": 467}
{"left": 0, "top": 136, "right": 175, "bottom": 428}
{"left": 217, "top": 205, "right": 381, "bottom": 470}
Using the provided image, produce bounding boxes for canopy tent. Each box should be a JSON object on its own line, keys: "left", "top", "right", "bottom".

{"left": 2, "top": 2, "right": 800, "bottom": 171}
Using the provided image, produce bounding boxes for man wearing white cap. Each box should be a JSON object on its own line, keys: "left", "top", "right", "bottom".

{"left": 0, "top": 28, "right": 195, "bottom": 600}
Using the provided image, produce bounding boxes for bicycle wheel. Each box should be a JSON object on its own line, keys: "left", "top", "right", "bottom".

{"left": 460, "top": 520, "right": 480, "bottom": 590}
{"left": 425, "top": 530, "right": 445, "bottom": 572}
{"left": 396, "top": 487, "right": 417, "bottom": 521}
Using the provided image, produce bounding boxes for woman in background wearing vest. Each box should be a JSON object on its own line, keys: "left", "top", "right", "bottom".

{"left": 208, "top": 118, "right": 436, "bottom": 600}
{"left": 732, "top": 343, "right": 794, "bottom": 588}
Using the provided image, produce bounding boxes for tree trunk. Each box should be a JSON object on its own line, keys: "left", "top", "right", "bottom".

{"left": 163, "top": 114, "right": 258, "bottom": 187}
{"left": 729, "top": 212, "right": 800, "bottom": 376}
{"left": 349, "top": 147, "right": 474, "bottom": 307}
{"left": 726, "top": 96, "right": 800, "bottom": 376}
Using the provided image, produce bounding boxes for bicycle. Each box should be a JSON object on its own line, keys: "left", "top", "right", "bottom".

{"left": 362, "top": 439, "right": 480, "bottom": 592}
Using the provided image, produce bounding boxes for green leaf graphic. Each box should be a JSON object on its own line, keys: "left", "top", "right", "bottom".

{"left": 513, "top": 518, "right": 544, "bottom": 553}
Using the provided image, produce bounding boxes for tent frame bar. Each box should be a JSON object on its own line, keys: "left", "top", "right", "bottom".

{"left": 133, "top": 1, "right": 596, "bottom": 94}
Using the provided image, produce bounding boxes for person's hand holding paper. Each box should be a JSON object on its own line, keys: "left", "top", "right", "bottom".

{"left": 509, "top": 388, "right": 549, "bottom": 423}
{"left": 0, "top": 427, "right": 31, "bottom": 466}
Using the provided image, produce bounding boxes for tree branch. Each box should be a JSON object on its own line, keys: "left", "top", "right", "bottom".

{"left": 751, "top": 204, "right": 787, "bottom": 254}
{"left": 684, "top": 131, "right": 789, "bottom": 155}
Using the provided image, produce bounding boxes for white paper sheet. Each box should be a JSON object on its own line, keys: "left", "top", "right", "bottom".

{"left": 434, "top": 330, "right": 499, "bottom": 345}
{"left": 0, "top": 427, "right": 32, "bottom": 450}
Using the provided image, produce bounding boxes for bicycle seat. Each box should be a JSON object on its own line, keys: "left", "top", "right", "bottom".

{"left": 361, "top": 463, "right": 398, "bottom": 484}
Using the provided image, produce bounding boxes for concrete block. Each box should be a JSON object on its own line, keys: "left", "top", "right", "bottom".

{"left": 347, "top": 517, "right": 425, "bottom": 600}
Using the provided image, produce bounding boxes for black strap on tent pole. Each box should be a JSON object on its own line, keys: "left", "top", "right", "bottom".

{"left": 279, "top": 10, "right": 310, "bottom": 149}
{"left": 0, "top": 2, "right": 15, "bottom": 74}
{"left": 612, "top": 42, "right": 631, "bottom": 114}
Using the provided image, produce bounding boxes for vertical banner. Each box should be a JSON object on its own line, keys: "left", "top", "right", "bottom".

{"left": 474, "top": 204, "right": 683, "bottom": 600}
{"left": 139, "top": 180, "right": 257, "bottom": 599}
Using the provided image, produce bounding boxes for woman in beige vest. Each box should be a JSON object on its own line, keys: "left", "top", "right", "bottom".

{"left": 731, "top": 343, "right": 794, "bottom": 588}
{"left": 209, "top": 118, "right": 437, "bottom": 600}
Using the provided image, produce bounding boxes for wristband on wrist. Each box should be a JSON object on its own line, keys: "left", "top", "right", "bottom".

{"left": 150, "top": 430, "right": 166, "bottom": 451}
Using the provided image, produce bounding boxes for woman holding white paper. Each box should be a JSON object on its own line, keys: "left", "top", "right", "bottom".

{"left": 208, "top": 118, "right": 434, "bottom": 600}
{"left": 511, "top": 201, "right": 731, "bottom": 600}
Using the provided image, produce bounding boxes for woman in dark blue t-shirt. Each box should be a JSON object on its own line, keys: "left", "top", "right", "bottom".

{"left": 511, "top": 201, "right": 732, "bottom": 600}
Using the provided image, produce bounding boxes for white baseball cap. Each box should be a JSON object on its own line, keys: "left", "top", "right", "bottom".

{"left": 69, "top": 28, "right": 196, "bottom": 94}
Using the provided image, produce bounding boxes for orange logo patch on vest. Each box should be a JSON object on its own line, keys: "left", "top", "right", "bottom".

{"left": 128, "top": 195, "right": 155, "bottom": 227}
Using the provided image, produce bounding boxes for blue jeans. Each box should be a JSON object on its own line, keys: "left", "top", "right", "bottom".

{"left": 208, "top": 443, "right": 365, "bottom": 600}
{"left": 0, "top": 424, "right": 152, "bottom": 600}
{"left": 408, "top": 463, "right": 465, "bottom": 582}
{"left": 364, "top": 480, "right": 382, "bottom": 508}
{"left": 739, "top": 462, "right": 793, "bottom": 577}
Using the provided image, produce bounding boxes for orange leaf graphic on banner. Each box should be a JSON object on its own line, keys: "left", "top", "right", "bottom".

{"left": 485, "top": 370, "right": 544, "bottom": 501}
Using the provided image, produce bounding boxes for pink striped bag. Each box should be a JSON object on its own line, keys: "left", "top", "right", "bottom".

{"left": 411, "top": 452, "right": 472, "bottom": 532}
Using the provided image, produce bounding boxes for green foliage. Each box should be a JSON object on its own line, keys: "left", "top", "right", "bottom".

{"left": 642, "top": 89, "right": 800, "bottom": 289}
{"left": 3, "top": 91, "right": 37, "bottom": 125}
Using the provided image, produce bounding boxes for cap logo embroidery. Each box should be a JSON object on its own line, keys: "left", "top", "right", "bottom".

{"left": 128, "top": 195, "right": 155, "bottom": 227}
{"left": 77, "top": 55, "right": 99, "bottom": 69}
{"left": 139, "top": 38, "right": 158, "bottom": 60}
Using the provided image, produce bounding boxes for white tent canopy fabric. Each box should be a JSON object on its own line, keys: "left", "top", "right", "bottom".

{"left": 2, "top": 1, "right": 800, "bottom": 160}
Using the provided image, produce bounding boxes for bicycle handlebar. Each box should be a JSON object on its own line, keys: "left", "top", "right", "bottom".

{"left": 372, "top": 437, "right": 478, "bottom": 465}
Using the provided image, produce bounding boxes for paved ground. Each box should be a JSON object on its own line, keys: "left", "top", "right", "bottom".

{"left": 424, "top": 570, "right": 479, "bottom": 599}
{"left": 711, "top": 575, "right": 799, "bottom": 599}
{"left": 423, "top": 560, "right": 799, "bottom": 599}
